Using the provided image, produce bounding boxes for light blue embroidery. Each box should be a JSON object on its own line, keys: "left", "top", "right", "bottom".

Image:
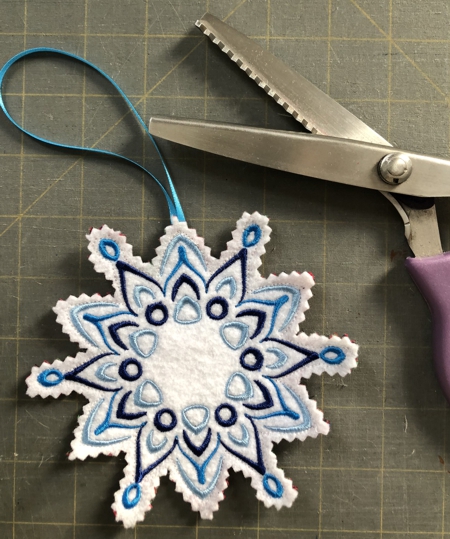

{"left": 182, "top": 405, "right": 210, "bottom": 434}
{"left": 228, "top": 424, "right": 250, "bottom": 447}
{"left": 240, "top": 285, "right": 300, "bottom": 336}
{"left": 129, "top": 329, "right": 158, "bottom": 358}
{"left": 161, "top": 235, "right": 207, "bottom": 275}
{"left": 70, "top": 303, "right": 131, "bottom": 351}
{"left": 122, "top": 483, "right": 141, "bottom": 509}
{"left": 242, "top": 224, "right": 262, "bottom": 248}
{"left": 95, "top": 362, "right": 117, "bottom": 382}
{"left": 174, "top": 296, "right": 202, "bottom": 324}
{"left": 176, "top": 456, "right": 223, "bottom": 499}
{"left": 178, "top": 435, "right": 221, "bottom": 484}
{"left": 225, "top": 372, "right": 254, "bottom": 401}
{"left": 133, "top": 285, "right": 156, "bottom": 308}
{"left": 266, "top": 348, "right": 288, "bottom": 370}
{"left": 99, "top": 238, "right": 120, "bottom": 261}
{"left": 320, "top": 346, "right": 346, "bottom": 364}
{"left": 82, "top": 398, "right": 131, "bottom": 446}
{"left": 95, "top": 392, "right": 146, "bottom": 435}
{"left": 164, "top": 246, "right": 206, "bottom": 294}
{"left": 37, "top": 368, "right": 64, "bottom": 387}
{"left": 263, "top": 383, "right": 311, "bottom": 433}
{"left": 215, "top": 276, "right": 237, "bottom": 299}
{"left": 146, "top": 429, "right": 168, "bottom": 452}
{"left": 134, "top": 380, "right": 163, "bottom": 408}
{"left": 220, "top": 321, "right": 249, "bottom": 350}
{"left": 263, "top": 473, "right": 283, "bottom": 498}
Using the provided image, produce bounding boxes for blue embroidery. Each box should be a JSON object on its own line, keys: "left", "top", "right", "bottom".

{"left": 220, "top": 321, "right": 249, "bottom": 350}
{"left": 240, "top": 347, "right": 264, "bottom": 371}
{"left": 160, "top": 235, "right": 207, "bottom": 275}
{"left": 37, "top": 369, "right": 64, "bottom": 387}
{"left": 122, "top": 483, "right": 141, "bottom": 509}
{"left": 129, "top": 329, "right": 158, "bottom": 358}
{"left": 215, "top": 404, "right": 237, "bottom": 427}
{"left": 146, "top": 429, "right": 167, "bottom": 453}
{"left": 228, "top": 424, "right": 250, "bottom": 447}
{"left": 178, "top": 434, "right": 221, "bottom": 484}
{"left": 215, "top": 276, "right": 237, "bottom": 299}
{"left": 95, "top": 392, "right": 145, "bottom": 435}
{"left": 206, "top": 249, "right": 248, "bottom": 304}
{"left": 82, "top": 398, "right": 131, "bottom": 447}
{"left": 119, "top": 358, "right": 142, "bottom": 382}
{"left": 239, "top": 295, "right": 289, "bottom": 339}
{"left": 65, "top": 352, "right": 121, "bottom": 392}
{"left": 99, "top": 238, "right": 120, "bottom": 261}
{"left": 183, "top": 428, "right": 212, "bottom": 457}
{"left": 134, "top": 380, "right": 163, "bottom": 408}
{"left": 263, "top": 383, "right": 311, "bottom": 433}
{"left": 251, "top": 378, "right": 299, "bottom": 421}
{"left": 182, "top": 405, "right": 210, "bottom": 434}
{"left": 164, "top": 245, "right": 206, "bottom": 294}
{"left": 252, "top": 285, "right": 300, "bottom": 331}
{"left": 263, "top": 474, "right": 283, "bottom": 498}
{"left": 263, "top": 338, "right": 319, "bottom": 379}
{"left": 266, "top": 348, "right": 288, "bottom": 369}
{"left": 145, "top": 302, "right": 168, "bottom": 326}
{"left": 176, "top": 456, "right": 223, "bottom": 498}
{"left": 206, "top": 297, "right": 229, "bottom": 321}
{"left": 70, "top": 302, "right": 125, "bottom": 349}
{"left": 136, "top": 432, "right": 178, "bottom": 483}
{"left": 220, "top": 416, "right": 266, "bottom": 475}
{"left": 171, "top": 273, "right": 201, "bottom": 301}
{"left": 154, "top": 408, "right": 177, "bottom": 432}
{"left": 109, "top": 321, "right": 139, "bottom": 351}
{"left": 117, "top": 260, "right": 162, "bottom": 315}
{"left": 117, "top": 391, "right": 147, "bottom": 421}
{"left": 133, "top": 285, "right": 155, "bottom": 308}
{"left": 174, "top": 296, "right": 202, "bottom": 324}
{"left": 225, "top": 372, "right": 254, "bottom": 400}
{"left": 236, "top": 309, "right": 266, "bottom": 339}
{"left": 95, "top": 362, "right": 117, "bottom": 382}
{"left": 242, "top": 224, "right": 262, "bottom": 248}
{"left": 243, "top": 380, "right": 273, "bottom": 410}
{"left": 320, "top": 346, "right": 346, "bottom": 364}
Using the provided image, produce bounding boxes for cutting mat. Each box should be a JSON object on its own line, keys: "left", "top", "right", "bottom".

{"left": 1, "top": 1, "right": 450, "bottom": 538}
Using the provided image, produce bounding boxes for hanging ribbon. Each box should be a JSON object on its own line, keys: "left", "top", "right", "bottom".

{"left": 0, "top": 48, "right": 185, "bottom": 223}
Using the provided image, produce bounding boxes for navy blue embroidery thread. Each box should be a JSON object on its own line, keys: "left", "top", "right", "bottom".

{"left": 154, "top": 409, "right": 177, "bottom": 432}
{"left": 183, "top": 428, "right": 212, "bottom": 457}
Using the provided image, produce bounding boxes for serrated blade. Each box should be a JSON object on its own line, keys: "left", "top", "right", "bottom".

{"left": 197, "top": 13, "right": 388, "bottom": 145}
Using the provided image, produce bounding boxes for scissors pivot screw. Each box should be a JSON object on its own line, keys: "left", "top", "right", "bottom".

{"left": 378, "top": 152, "right": 412, "bottom": 185}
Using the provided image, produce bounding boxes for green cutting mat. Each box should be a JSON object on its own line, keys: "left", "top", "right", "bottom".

{"left": 1, "top": 0, "right": 450, "bottom": 537}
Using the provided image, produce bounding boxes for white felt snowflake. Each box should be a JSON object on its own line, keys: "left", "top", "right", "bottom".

{"left": 26, "top": 212, "right": 358, "bottom": 527}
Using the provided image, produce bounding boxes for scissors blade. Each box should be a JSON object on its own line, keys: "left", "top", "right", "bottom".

{"left": 197, "top": 13, "right": 388, "bottom": 145}
{"left": 149, "top": 117, "right": 450, "bottom": 198}
{"left": 195, "top": 13, "right": 441, "bottom": 257}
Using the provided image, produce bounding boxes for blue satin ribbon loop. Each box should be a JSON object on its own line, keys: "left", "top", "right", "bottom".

{"left": 0, "top": 48, "right": 185, "bottom": 223}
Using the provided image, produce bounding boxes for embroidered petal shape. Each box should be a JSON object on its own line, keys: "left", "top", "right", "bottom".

{"left": 225, "top": 372, "right": 254, "bottom": 401}
{"left": 174, "top": 296, "right": 202, "bottom": 324}
{"left": 134, "top": 380, "right": 163, "bottom": 408}
{"left": 182, "top": 405, "right": 210, "bottom": 434}
{"left": 129, "top": 329, "right": 158, "bottom": 358}
{"left": 220, "top": 321, "right": 249, "bottom": 350}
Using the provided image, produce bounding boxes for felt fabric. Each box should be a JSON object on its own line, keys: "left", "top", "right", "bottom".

{"left": 26, "top": 212, "right": 358, "bottom": 527}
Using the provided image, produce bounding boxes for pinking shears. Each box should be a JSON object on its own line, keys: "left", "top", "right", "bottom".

{"left": 149, "top": 14, "right": 450, "bottom": 402}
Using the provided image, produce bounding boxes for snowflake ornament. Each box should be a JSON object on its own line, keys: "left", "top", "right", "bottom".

{"left": 26, "top": 212, "right": 358, "bottom": 527}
